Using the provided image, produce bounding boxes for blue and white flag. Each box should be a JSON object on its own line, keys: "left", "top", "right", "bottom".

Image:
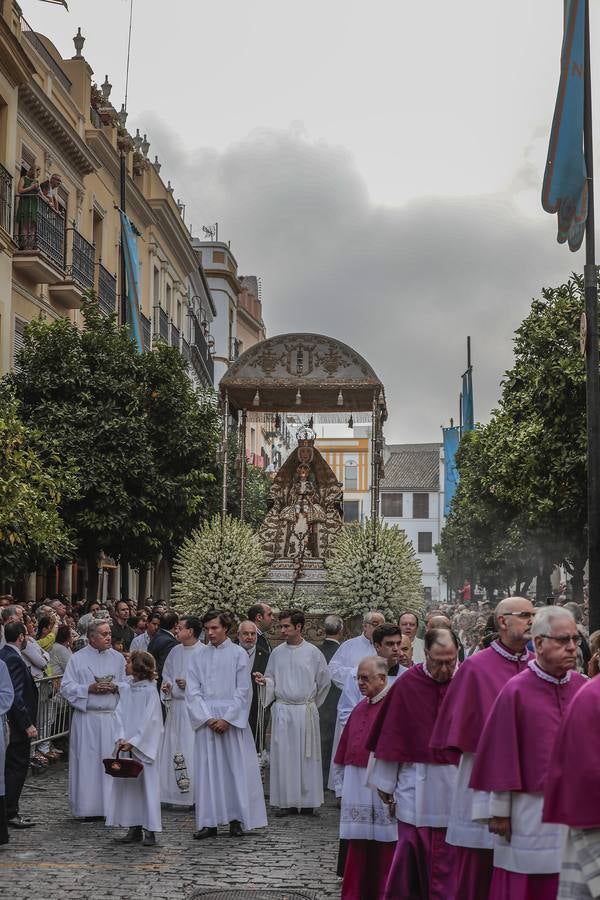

{"left": 119, "top": 210, "right": 144, "bottom": 353}
{"left": 443, "top": 426, "right": 461, "bottom": 517}
{"left": 542, "top": 0, "right": 587, "bottom": 252}
{"left": 462, "top": 368, "right": 474, "bottom": 433}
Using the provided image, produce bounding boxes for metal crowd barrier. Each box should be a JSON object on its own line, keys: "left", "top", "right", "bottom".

{"left": 31, "top": 675, "right": 70, "bottom": 747}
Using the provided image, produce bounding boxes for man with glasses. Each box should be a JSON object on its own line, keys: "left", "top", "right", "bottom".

{"left": 368, "top": 628, "right": 460, "bottom": 899}
{"left": 430, "top": 596, "right": 535, "bottom": 899}
{"left": 470, "top": 606, "right": 586, "bottom": 899}
{"left": 327, "top": 610, "right": 385, "bottom": 690}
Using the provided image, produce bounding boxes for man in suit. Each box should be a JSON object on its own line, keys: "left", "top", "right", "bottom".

{"left": 247, "top": 602, "right": 273, "bottom": 659}
{"left": 147, "top": 610, "right": 178, "bottom": 691}
{"left": 0, "top": 622, "right": 38, "bottom": 828}
{"left": 238, "top": 620, "right": 269, "bottom": 749}
{"left": 319, "top": 614, "right": 344, "bottom": 786}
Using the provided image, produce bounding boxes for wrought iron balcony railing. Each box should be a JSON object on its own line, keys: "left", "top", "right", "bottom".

{"left": 14, "top": 195, "right": 65, "bottom": 272}
{"left": 191, "top": 315, "right": 214, "bottom": 385}
{"left": 181, "top": 338, "right": 191, "bottom": 361}
{"left": 68, "top": 228, "right": 95, "bottom": 291}
{"left": 98, "top": 262, "right": 117, "bottom": 316}
{"left": 153, "top": 306, "right": 169, "bottom": 342}
{"left": 170, "top": 323, "right": 180, "bottom": 349}
{"left": 140, "top": 312, "right": 151, "bottom": 351}
{"left": 0, "top": 163, "right": 12, "bottom": 235}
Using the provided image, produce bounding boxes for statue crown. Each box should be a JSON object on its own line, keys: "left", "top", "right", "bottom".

{"left": 296, "top": 425, "right": 316, "bottom": 446}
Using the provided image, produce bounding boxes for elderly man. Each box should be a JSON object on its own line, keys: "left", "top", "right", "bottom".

{"left": 159, "top": 615, "right": 204, "bottom": 806}
{"left": 333, "top": 656, "right": 397, "bottom": 900}
{"left": 368, "top": 628, "right": 460, "bottom": 899}
{"left": 255, "top": 609, "right": 331, "bottom": 816}
{"left": 238, "top": 619, "right": 269, "bottom": 749}
{"left": 544, "top": 668, "right": 600, "bottom": 898}
{"left": 60, "top": 620, "right": 127, "bottom": 818}
{"left": 430, "top": 595, "right": 534, "bottom": 899}
{"left": 319, "top": 614, "right": 344, "bottom": 783}
{"left": 399, "top": 611, "right": 425, "bottom": 664}
{"left": 328, "top": 611, "right": 385, "bottom": 689}
{"left": 470, "top": 606, "right": 586, "bottom": 899}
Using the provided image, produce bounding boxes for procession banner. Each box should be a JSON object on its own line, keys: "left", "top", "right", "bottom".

{"left": 119, "top": 210, "right": 144, "bottom": 353}
{"left": 542, "top": 0, "right": 587, "bottom": 251}
{"left": 462, "top": 368, "right": 474, "bottom": 433}
{"left": 443, "top": 426, "right": 460, "bottom": 517}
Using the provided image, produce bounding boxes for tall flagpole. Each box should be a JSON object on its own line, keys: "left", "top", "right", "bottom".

{"left": 584, "top": 0, "right": 600, "bottom": 630}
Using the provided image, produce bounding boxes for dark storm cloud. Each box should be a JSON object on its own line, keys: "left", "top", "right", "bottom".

{"left": 143, "top": 119, "right": 576, "bottom": 442}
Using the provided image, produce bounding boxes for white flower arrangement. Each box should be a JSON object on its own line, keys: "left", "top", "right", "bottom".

{"left": 325, "top": 519, "right": 424, "bottom": 621}
{"left": 171, "top": 514, "right": 268, "bottom": 620}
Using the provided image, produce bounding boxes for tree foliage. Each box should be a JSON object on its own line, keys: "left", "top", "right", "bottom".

{"left": 326, "top": 519, "right": 423, "bottom": 621}
{"left": 171, "top": 514, "right": 268, "bottom": 618}
{"left": 0, "top": 386, "right": 74, "bottom": 580}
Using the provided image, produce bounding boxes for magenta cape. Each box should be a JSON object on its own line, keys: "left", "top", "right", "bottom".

{"left": 367, "top": 664, "right": 459, "bottom": 766}
{"left": 469, "top": 666, "right": 586, "bottom": 794}
{"left": 430, "top": 645, "right": 532, "bottom": 754}
{"left": 335, "top": 696, "right": 381, "bottom": 769}
{"left": 543, "top": 675, "right": 600, "bottom": 827}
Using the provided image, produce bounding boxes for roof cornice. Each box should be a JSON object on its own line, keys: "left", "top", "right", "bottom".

{"left": 19, "top": 81, "right": 98, "bottom": 175}
{"left": 148, "top": 198, "right": 199, "bottom": 276}
{"left": 0, "top": 17, "right": 36, "bottom": 86}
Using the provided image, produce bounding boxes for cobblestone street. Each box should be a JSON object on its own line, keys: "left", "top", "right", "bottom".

{"left": 0, "top": 764, "right": 341, "bottom": 900}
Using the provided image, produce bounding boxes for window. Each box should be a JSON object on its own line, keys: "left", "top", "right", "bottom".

{"left": 423, "top": 587, "right": 432, "bottom": 603}
{"left": 344, "top": 459, "right": 358, "bottom": 490}
{"left": 413, "top": 493, "right": 429, "bottom": 518}
{"left": 418, "top": 532, "right": 433, "bottom": 553}
{"left": 344, "top": 500, "right": 360, "bottom": 523}
{"left": 153, "top": 266, "right": 160, "bottom": 305}
{"left": 381, "top": 493, "right": 403, "bottom": 517}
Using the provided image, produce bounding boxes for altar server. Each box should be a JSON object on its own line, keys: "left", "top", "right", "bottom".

{"left": 60, "top": 620, "right": 126, "bottom": 818}
{"left": 544, "top": 673, "right": 600, "bottom": 898}
{"left": 470, "top": 606, "right": 585, "bottom": 900}
{"left": 255, "top": 608, "right": 331, "bottom": 815}
{"left": 332, "top": 656, "right": 397, "bottom": 900}
{"left": 368, "top": 628, "right": 460, "bottom": 900}
{"left": 159, "top": 615, "right": 204, "bottom": 805}
{"left": 105, "top": 651, "right": 163, "bottom": 846}
{"left": 327, "top": 610, "right": 384, "bottom": 689}
{"left": 429, "top": 596, "right": 534, "bottom": 899}
{"left": 186, "top": 609, "right": 266, "bottom": 839}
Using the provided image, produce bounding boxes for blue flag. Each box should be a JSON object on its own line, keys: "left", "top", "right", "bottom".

{"left": 443, "top": 426, "right": 460, "bottom": 517}
{"left": 119, "top": 210, "right": 144, "bottom": 353}
{"left": 542, "top": 0, "right": 587, "bottom": 252}
{"left": 462, "top": 368, "right": 474, "bottom": 433}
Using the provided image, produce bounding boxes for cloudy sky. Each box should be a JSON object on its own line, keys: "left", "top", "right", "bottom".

{"left": 21, "top": 0, "right": 596, "bottom": 441}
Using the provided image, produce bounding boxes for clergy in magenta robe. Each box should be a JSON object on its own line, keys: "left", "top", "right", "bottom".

{"left": 543, "top": 676, "right": 600, "bottom": 899}
{"left": 263, "top": 628, "right": 331, "bottom": 810}
{"left": 159, "top": 633, "right": 205, "bottom": 805}
{"left": 105, "top": 672, "right": 164, "bottom": 834}
{"left": 368, "top": 628, "right": 460, "bottom": 900}
{"left": 470, "top": 607, "right": 586, "bottom": 900}
{"left": 332, "top": 657, "right": 397, "bottom": 900}
{"left": 186, "top": 633, "right": 267, "bottom": 833}
{"left": 60, "top": 625, "right": 127, "bottom": 818}
{"left": 430, "top": 634, "right": 532, "bottom": 900}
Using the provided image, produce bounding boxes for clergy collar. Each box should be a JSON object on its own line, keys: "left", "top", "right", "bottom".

{"left": 491, "top": 639, "right": 529, "bottom": 663}
{"left": 369, "top": 683, "right": 391, "bottom": 705}
{"left": 528, "top": 658, "right": 572, "bottom": 685}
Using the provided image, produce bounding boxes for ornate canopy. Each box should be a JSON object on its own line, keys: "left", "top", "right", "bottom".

{"left": 220, "top": 332, "right": 386, "bottom": 415}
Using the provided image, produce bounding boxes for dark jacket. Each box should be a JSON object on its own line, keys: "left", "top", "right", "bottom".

{"left": 256, "top": 630, "right": 271, "bottom": 659}
{"left": 147, "top": 629, "right": 178, "bottom": 687}
{"left": 0, "top": 645, "right": 38, "bottom": 735}
{"left": 318, "top": 639, "right": 342, "bottom": 781}
{"left": 248, "top": 641, "right": 270, "bottom": 745}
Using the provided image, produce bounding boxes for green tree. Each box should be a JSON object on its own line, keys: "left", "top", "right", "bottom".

{"left": 0, "top": 387, "right": 73, "bottom": 581}
{"left": 225, "top": 430, "right": 272, "bottom": 529}
{"left": 325, "top": 519, "right": 423, "bottom": 621}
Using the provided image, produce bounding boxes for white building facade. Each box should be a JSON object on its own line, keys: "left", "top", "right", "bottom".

{"left": 380, "top": 443, "right": 446, "bottom": 605}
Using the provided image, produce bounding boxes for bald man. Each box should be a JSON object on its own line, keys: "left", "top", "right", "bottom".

{"left": 429, "top": 597, "right": 535, "bottom": 900}
{"left": 238, "top": 620, "right": 268, "bottom": 749}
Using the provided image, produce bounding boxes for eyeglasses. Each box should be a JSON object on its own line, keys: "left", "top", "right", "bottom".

{"left": 539, "top": 634, "right": 582, "bottom": 647}
{"left": 502, "top": 611, "right": 536, "bottom": 620}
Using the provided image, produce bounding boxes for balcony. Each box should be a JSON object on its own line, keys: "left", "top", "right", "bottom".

{"left": 0, "top": 163, "right": 12, "bottom": 245}
{"left": 140, "top": 313, "right": 151, "bottom": 351}
{"left": 49, "top": 227, "right": 95, "bottom": 309}
{"left": 170, "top": 323, "right": 180, "bottom": 349}
{"left": 153, "top": 306, "right": 169, "bottom": 342}
{"left": 191, "top": 316, "right": 215, "bottom": 386}
{"left": 181, "top": 338, "right": 191, "bottom": 362}
{"left": 98, "top": 262, "right": 117, "bottom": 317}
{"left": 13, "top": 195, "right": 65, "bottom": 284}
{"left": 229, "top": 336, "right": 241, "bottom": 361}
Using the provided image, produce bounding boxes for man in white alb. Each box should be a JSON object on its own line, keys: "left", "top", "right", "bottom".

{"left": 186, "top": 609, "right": 266, "bottom": 839}
{"left": 159, "top": 615, "right": 204, "bottom": 805}
{"left": 327, "top": 610, "right": 385, "bottom": 689}
{"left": 255, "top": 608, "right": 331, "bottom": 817}
{"left": 60, "top": 620, "right": 127, "bottom": 818}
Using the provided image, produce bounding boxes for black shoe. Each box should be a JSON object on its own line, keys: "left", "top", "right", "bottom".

{"left": 299, "top": 808, "right": 319, "bottom": 817}
{"left": 229, "top": 820, "right": 243, "bottom": 837}
{"left": 274, "top": 808, "right": 297, "bottom": 818}
{"left": 115, "top": 826, "right": 143, "bottom": 843}
{"left": 142, "top": 830, "right": 156, "bottom": 846}
{"left": 193, "top": 827, "right": 218, "bottom": 839}
{"left": 7, "top": 816, "right": 36, "bottom": 829}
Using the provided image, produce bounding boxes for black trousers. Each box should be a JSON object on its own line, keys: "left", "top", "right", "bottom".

{"left": 5, "top": 735, "right": 31, "bottom": 820}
